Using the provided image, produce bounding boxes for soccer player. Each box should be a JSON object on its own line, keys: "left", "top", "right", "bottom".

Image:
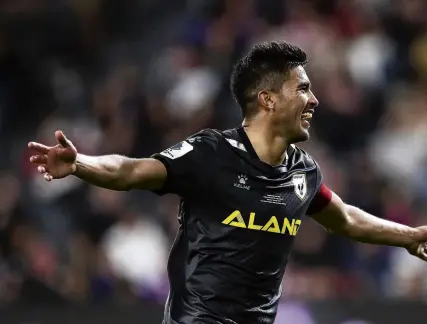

{"left": 28, "top": 41, "right": 427, "bottom": 324}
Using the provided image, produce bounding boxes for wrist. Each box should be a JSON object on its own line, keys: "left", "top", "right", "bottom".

{"left": 71, "top": 154, "right": 81, "bottom": 175}
{"left": 405, "top": 227, "right": 420, "bottom": 252}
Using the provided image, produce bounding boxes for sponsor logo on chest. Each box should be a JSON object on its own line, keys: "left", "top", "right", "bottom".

{"left": 222, "top": 210, "right": 302, "bottom": 236}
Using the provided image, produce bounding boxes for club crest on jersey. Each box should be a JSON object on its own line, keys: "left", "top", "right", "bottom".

{"left": 234, "top": 174, "right": 250, "bottom": 190}
{"left": 160, "top": 141, "right": 193, "bottom": 159}
{"left": 292, "top": 173, "right": 307, "bottom": 200}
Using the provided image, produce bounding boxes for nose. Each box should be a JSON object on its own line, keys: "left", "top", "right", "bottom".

{"left": 309, "top": 91, "right": 319, "bottom": 107}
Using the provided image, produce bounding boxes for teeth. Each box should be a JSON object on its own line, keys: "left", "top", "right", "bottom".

{"left": 301, "top": 113, "right": 312, "bottom": 120}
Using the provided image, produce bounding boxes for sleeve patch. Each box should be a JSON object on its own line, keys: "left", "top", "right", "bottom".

{"left": 159, "top": 141, "right": 194, "bottom": 159}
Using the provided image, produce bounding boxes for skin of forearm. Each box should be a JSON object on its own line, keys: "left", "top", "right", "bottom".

{"left": 338, "top": 205, "right": 416, "bottom": 249}
{"left": 73, "top": 154, "right": 138, "bottom": 191}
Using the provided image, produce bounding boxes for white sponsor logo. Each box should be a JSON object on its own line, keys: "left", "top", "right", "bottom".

{"left": 234, "top": 174, "right": 250, "bottom": 190}
{"left": 160, "top": 141, "right": 193, "bottom": 159}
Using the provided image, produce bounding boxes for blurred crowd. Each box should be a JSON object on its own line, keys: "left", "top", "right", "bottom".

{"left": 1, "top": 0, "right": 427, "bottom": 306}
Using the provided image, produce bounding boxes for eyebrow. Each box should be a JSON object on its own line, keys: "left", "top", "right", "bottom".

{"left": 297, "top": 81, "right": 311, "bottom": 89}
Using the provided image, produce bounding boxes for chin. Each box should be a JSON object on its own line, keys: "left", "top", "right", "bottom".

{"left": 290, "top": 129, "right": 310, "bottom": 144}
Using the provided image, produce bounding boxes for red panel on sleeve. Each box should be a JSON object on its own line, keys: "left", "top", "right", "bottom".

{"left": 306, "top": 183, "right": 332, "bottom": 215}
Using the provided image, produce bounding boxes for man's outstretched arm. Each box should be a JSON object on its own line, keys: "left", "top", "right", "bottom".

{"left": 74, "top": 155, "right": 167, "bottom": 191}
{"left": 310, "top": 188, "right": 427, "bottom": 260}
{"left": 28, "top": 130, "right": 167, "bottom": 191}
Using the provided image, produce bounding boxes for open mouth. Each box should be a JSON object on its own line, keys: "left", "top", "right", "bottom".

{"left": 301, "top": 109, "right": 314, "bottom": 129}
{"left": 301, "top": 112, "right": 313, "bottom": 120}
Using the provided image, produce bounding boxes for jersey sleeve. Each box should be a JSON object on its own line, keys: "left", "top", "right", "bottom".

{"left": 150, "top": 130, "right": 218, "bottom": 197}
{"left": 306, "top": 183, "right": 333, "bottom": 215}
{"left": 305, "top": 157, "right": 332, "bottom": 215}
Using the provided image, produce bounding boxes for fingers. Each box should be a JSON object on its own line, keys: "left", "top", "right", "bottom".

{"left": 29, "top": 155, "right": 48, "bottom": 165}
{"left": 416, "top": 243, "right": 427, "bottom": 261}
{"left": 55, "top": 130, "right": 71, "bottom": 148}
{"left": 28, "top": 142, "right": 51, "bottom": 154}
{"left": 419, "top": 252, "right": 427, "bottom": 262}
{"left": 28, "top": 130, "right": 71, "bottom": 152}
{"left": 36, "top": 165, "right": 53, "bottom": 182}
{"left": 421, "top": 245, "right": 427, "bottom": 261}
{"left": 44, "top": 173, "right": 53, "bottom": 182}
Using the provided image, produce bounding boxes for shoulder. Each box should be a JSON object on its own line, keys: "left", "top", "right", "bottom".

{"left": 167, "top": 128, "right": 222, "bottom": 157}
{"left": 155, "top": 129, "right": 219, "bottom": 161}
{"left": 186, "top": 128, "right": 221, "bottom": 148}
{"left": 168, "top": 128, "right": 222, "bottom": 158}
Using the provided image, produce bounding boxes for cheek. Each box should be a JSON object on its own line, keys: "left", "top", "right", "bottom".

{"left": 295, "top": 96, "right": 308, "bottom": 112}
{"left": 278, "top": 96, "right": 304, "bottom": 120}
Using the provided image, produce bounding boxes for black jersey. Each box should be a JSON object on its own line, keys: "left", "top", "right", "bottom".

{"left": 152, "top": 126, "right": 324, "bottom": 324}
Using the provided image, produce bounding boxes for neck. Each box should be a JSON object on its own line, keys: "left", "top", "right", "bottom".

{"left": 241, "top": 118, "right": 289, "bottom": 166}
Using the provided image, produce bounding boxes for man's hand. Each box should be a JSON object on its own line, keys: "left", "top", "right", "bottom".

{"left": 407, "top": 226, "right": 427, "bottom": 261}
{"left": 28, "top": 130, "right": 77, "bottom": 182}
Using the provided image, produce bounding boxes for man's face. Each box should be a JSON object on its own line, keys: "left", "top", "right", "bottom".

{"left": 272, "top": 66, "right": 319, "bottom": 143}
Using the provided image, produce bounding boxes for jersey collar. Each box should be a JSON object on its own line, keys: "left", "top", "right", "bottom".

{"left": 236, "top": 126, "right": 289, "bottom": 166}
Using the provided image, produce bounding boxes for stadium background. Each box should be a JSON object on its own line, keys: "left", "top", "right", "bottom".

{"left": 1, "top": 0, "right": 427, "bottom": 323}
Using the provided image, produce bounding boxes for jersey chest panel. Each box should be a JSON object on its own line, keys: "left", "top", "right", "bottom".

{"left": 209, "top": 150, "right": 317, "bottom": 240}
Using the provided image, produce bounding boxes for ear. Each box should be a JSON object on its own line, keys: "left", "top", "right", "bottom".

{"left": 258, "top": 90, "right": 276, "bottom": 111}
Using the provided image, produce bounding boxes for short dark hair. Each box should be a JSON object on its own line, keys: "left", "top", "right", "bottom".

{"left": 230, "top": 41, "right": 308, "bottom": 117}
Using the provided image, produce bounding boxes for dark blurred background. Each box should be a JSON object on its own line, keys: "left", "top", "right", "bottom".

{"left": 1, "top": 0, "right": 427, "bottom": 323}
